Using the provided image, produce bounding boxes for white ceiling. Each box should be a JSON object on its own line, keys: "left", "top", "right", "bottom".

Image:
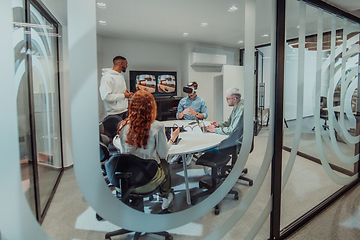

{"left": 95, "top": 0, "right": 360, "bottom": 49}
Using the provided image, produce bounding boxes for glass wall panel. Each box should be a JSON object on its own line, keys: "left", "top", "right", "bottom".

{"left": 67, "top": 0, "right": 275, "bottom": 239}
{"left": 13, "top": 0, "right": 37, "bottom": 216}
{"left": 12, "top": 0, "right": 63, "bottom": 221}
{"left": 282, "top": 0, "right": 360, "bottom": 229}
{"left": 29, "top": 2, "right": 62, "bottom": 215}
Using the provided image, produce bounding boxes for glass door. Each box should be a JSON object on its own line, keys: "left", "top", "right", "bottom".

{"left": 254, "top": 50, "right": 265, "bottom": 135}
{"left": 12, "top": 0, "right": 63, "bottom": 222}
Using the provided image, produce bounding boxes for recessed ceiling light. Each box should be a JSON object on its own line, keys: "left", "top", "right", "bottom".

{"left": 261, "top": 34, "right": 269, "bottom": 37}
{"left": 99, "top": 20, "right": 106, "bottom": 25}
{"left": 237, "top": 40, "right": 243, "bottom": 44}
{"left": 228, "top": 6, "right": 238, "bottom": 12}
{"left": 201, "top": 22, "right": 208, "bottom": 27}
{"left": 183, "top": 33, "right": 189, "bottom": 36}
{"left": 97, "top": 2, "right": 106, "bottom": 9}
{"left": 297, "top": 25, "right": 300, "bottom": 28}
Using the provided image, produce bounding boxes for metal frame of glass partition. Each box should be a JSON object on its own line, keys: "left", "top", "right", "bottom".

{"left": 271, "top": 0, "right": 360, "bottom": 239}
{"left": 23, "top": 0, "right": 64, "bottom": 224}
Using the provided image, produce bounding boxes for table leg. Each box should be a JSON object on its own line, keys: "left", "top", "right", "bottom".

{"left": 182, "top": 154, "right": 191, "bottom": 204}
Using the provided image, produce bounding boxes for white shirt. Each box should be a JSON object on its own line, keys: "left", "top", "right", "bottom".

{"left": 117, "top": 121, "right": 172, "bottom": 163}
{"left": 99, "top": 68, "right": 128, "bottom": 115}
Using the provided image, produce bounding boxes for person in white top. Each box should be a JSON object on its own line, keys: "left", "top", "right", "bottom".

{"left": 99, "top": 56, "right": 133, "bottom": 119}
{"left": 117, "top": 90, "right": 180, "bottom": 210}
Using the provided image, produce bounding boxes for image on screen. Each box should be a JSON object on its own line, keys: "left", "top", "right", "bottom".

{"left": 157, "top": 75, "right": 176, "bottom": 93}
{"left": 135, "top": 74, "right": 156, "bottom": 93}
{"left": 130, "top": 70, "right": 177, "bottom": 97}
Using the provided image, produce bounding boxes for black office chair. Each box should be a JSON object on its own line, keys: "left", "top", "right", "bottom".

{"left": 100, "top": 115, "right": 123, "bottom": 140}
{"left": 312, "top": 96, "right": 329, "bottom": 131}
{"left": 220, "top": 138, "right": 254, "bottom": 187}
{"left": 104, "top": 153, "right": 173, "bottom": 240}
{"left": 190, "top": 128, "right": 245, "bottom": 215}
{"left": 100, "top": 115, "right": 122, "bottom": 155}
{"left": 320, "top": 97, "right": 329, "bottom": 130}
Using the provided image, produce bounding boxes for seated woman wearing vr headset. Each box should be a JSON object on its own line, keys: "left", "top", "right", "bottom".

{"left": 176, "top": 81, "right": 208, "bottom": 120}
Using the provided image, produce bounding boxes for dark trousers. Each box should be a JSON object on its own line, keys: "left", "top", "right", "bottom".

{"left": 159, "top": 158, "right": 172, "bottom": 197}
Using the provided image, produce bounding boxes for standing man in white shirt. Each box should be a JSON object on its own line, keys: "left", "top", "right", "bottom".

{"left": 99, "top": 56, "right": 133, "bottom": 120}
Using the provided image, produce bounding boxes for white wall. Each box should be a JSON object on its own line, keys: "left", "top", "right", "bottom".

{"left": 222, "top": 65, "right": 244, "bottom": 121}
{"left": 97, "top": 36, "right": 182, "bottom": 120}
{"left": 258, "top": 45, "right": 317, "bottom": 121}
{"left": 182, "top": 42, "right": 240, "bottom": 120}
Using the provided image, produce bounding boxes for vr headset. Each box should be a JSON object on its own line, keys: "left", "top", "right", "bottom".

{"left": 183, "top": 82, "right": 197, "bottom": 94}
{"left": 183, "top": 86, "right": 195, "bottom": 94}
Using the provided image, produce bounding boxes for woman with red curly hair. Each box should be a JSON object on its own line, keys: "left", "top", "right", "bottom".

{"left": 117, "top": 90, "right": 179, "bottom": 209}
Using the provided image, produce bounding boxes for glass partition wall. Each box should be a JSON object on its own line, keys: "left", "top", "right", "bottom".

{"left": 281, "top": 0, "right": 360, "bottom": 237}
{"left": 12, "top": 0, "right": 63, "bottom": 223}
{"left": 2, "top": 0, "right": 360, "bottom": 239}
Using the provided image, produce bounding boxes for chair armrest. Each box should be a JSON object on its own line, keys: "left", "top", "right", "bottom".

{"left": 115, "top": 171, "right": 133, "bottom": 179}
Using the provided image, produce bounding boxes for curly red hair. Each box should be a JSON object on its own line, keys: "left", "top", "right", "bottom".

{"left": 117, "top": 90, "right": 157, "bottom": 149}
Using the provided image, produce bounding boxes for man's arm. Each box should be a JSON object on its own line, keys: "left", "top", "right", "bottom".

{"left": 215, "top": 108, "right": 244, "bottom": 135}
{"left": 199, "top": 99, "right": 208, "bottom": 119}
{"left": 176, "top": 100, "right": 185, "bottom": 119}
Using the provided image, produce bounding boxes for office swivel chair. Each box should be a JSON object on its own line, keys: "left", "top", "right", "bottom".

{"left": 312, "top": 96, "right": 329, "bottom": 131}
{"left": 190, "top": 128, "right": 245, "bottom": 215}
{"left": 104, "top": 153, "right": 173, "bottom": 240}
{"left": 220, "top": 138, "right": 254, "bottom": 187}
{"left": 99, "top": 115, "right": 122, "bottom": 155}
{"left": 320, "top": 97, "right": 329, "bottom": 130}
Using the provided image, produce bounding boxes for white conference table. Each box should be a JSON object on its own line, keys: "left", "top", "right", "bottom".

{"left": 113, "top": 120, "right": 227, "bottom": 205}
{"left": 164, "top": 120, "right": 228, "bottom": 204}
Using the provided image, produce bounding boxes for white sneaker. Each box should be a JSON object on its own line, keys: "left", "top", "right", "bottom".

{"left": 185, "top": 154, "right": 193, "bottom": 166}
{"left": 161, "top": 192, "right": 174, "bottom": 210}
{"left": 170, "top": 155, "right": 181, "bottom": 163}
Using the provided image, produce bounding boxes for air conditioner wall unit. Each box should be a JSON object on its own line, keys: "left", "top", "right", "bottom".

{"left": 190, "top": 52, "right": 226, "bottom": 66}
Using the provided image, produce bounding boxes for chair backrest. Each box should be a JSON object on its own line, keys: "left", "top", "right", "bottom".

{"left": 100, "top": 142, "right": 110, "bottom": 163}
{"left": 100, "top": 115, "right": 123, "bottom": 140}
{"left": 104, "top": 153, "right": 158, "bottom": 189}
{"left": 218, "top": 118, "right": 254, "bottom": 156}
{"left": 320, "top": 96, "right": 327, "bottom": 108}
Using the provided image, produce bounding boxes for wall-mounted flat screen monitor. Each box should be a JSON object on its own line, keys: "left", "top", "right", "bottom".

{"left": 130, "top": 70, "right": 177, "bottom": 97}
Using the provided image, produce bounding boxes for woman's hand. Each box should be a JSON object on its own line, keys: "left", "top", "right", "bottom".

{"left": 170, "top": 127, "right": 180, "bottom": 143}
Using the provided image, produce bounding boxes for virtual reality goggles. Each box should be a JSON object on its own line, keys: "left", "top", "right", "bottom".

{"left": 183, "top": 82, "right": 197, "bottom": 94}
{"left": 183, "top": 86, "right": 195, "bottom": 94}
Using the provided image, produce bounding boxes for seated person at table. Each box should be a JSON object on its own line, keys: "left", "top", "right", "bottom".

{"left": 176, "top": 81, "right": 208, "bottom": 120}
{"left": 206, "top": 87, "right": 244, "bottom": 135}
{"left": 117, "top": 90, "right": 180, "bottom": 210}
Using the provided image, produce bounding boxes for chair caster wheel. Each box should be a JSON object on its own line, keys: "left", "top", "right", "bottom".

{"left": 165, "top": 235, "right": 173, "bottom": 240}
{"left": 234, "top": 194, "right": 239, "bottom": 200}
{"left": 243, "top": 168, "right": 248, "bottom": 174}
{"left": 249, "top": 180, "right": 253, "bottom": 186}
{"left": 214, "top": 205, "right": 220, "bottom": 215}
